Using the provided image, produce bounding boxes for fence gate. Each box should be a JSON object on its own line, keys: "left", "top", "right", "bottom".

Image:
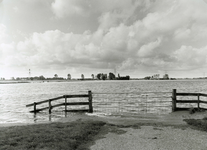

{"left": 92, "top": 91, "right": 172, "bottom": 115}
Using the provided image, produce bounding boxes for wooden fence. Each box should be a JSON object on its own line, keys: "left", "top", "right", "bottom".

{"left": 172, "top": 89, "right": 207, "bottom": 111}
{"left": 92, "top": 91, "right": 171, "bottom": 114}
{"left": 26, "top": 91, "right": 93, "bottom": 113}
{"left": 26, "top": 89, "right": 207, "bottom": 114}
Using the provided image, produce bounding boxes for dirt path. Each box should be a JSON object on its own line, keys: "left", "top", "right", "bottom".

{"left": 90, "top": 125, "right": 207, "bottom": 150}
{"left": 89, "top": 111, "right": 207, "bottom": 150}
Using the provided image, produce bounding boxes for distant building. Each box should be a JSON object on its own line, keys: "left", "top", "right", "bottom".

{"left": 117, "top": 74, "right": 130, "bottom": 80}
{"left": 163, "top": 74, "right": 169, "bottom": 80}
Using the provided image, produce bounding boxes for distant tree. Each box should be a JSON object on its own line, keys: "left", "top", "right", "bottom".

{"left": 96, "top": 73, "right": 108, "bottom": 80}
{"left": 91, "top": 74, "right": 94, "bottom": 79}
{"left": 81, "top": 74, "right": 84, "bottom": 80}
{"left": 39, "top": 75, "right": 45, "bottom": 80}
{"left": 109, "top": 72, "right": 115, "bottom": 80}
{"left": 67, "top": 74, "right": 71, "bottom": 80}
{"left": 118, "top": 73, "right": 120, "bottom": 78}
{"left": 102, "top": 74, "right": 107, "bottom": 80}
{"left": 97, "top": 73, "right": 101, "bottom": 80}
{"left": 144, "top": 76, "right": 151, "bottom": 80}
{"left": 54, "top": 74, "right": 58, "bottom": 78}
{"left": 33, "top": 76, "right": 39, "bottom": 80}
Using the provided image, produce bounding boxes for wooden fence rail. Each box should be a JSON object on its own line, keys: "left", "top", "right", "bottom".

{"left": 172, "top": 89, "right": 207, "bottom": 111}
{"left": 26, "top": 91, "right": 93, "bottom": 113}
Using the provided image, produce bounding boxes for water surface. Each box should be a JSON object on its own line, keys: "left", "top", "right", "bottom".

{"left": 1, "top": 80, "right": 207, "bottom": 124}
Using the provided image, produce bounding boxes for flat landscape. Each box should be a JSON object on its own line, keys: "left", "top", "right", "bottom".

{"left": 1, "top": 111, "right": 207, "bottom": 150}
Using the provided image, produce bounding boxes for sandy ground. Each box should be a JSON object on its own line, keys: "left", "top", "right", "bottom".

{"left": 88, "top": 111, "right": 207, "bottom": 150}
{"left": 56, "top": 111, "right": 207, "bottom": 150}
{"left": 90, "top": 126, "right": 207, "bottom": 150}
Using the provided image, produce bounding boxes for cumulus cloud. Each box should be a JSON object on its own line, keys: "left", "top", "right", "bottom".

{"left": 51, "top": 0, "right": 122, "bottom": 17}
{"left": 51, "top": 0, "right": 87, "bottom": 18}
{"left": 173, "top": 45, "right": 207, "bottom": 70}
{"left": 137, "top": 38, "right": 162, "bottom": 58}
{"left": 0, "top": 0, "right": 3, "bottom": 22}
{"left": 2, "top": 0, "right": 207, "bottom": 78}
{"left": 0, "top": 24, "right": 7, "bottom": 42}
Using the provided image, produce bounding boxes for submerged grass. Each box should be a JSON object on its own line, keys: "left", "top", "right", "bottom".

{"left": 0, "top": 120, "right": 106, "bottom": 150}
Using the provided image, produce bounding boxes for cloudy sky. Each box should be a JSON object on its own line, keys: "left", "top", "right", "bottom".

{"left": 1, "top": 0, "right": 207, "bottom": 79}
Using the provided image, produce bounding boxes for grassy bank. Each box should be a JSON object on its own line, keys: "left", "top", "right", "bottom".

{"left": 0, "top": 120, "right": 106, "bottom": 150}
{"left": 1, "top": 113, "right": 207, "bottom": 150}
{"left": 0, "top": 119, "right": 188, "bottom": 150}
{"left": 184, "top": 117, "right": 207, "bottom": 131}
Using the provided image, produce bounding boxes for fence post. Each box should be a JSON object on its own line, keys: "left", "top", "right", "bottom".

{"left": 88, "top": 91, "right": 93, "bottom": 113}
{"left": 172, "top": 89, "right": 177, "bottom": 112}
{"left": 65, "top": 95, "right": 67, "bottom": 112}
{"left": 198, "top": 93, "right": 200, "bottom": 110}
{"left": 49, "top": 99, "right": 52, "bottom": 114}
{"left": 34, "top": 102, "right": 37, "bottom": 114}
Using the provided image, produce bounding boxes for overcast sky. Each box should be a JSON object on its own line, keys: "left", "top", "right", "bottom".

{"left": 1, "top": 0, "right": 207, "bottom": 79}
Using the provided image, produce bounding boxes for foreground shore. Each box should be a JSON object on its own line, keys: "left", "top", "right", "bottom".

{"left": 1, "top": 111, "right": 207, "bottom": 150}
{"left": 89, "top": 111, "right": 207, "bottom": 150}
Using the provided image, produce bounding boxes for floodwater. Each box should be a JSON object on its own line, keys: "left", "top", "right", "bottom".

{"left": 0, "top": 80, "right": 207, "bottom": 124}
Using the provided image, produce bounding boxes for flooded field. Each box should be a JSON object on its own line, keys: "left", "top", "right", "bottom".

{"left": 1, "top": 80, "right": 207, "bottom": 124}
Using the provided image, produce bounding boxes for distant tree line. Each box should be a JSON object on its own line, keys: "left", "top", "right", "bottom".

{"left": 94, "top": 72, "right": 116, "bottom": 80}
{"left": 144, "top": 74, "right": 171, "bottom": 80}
{"left": 15, "top": 74, "right": 65, "bottom": 80}
{"left": 95, "top": 72, "right": 129, "bottom": 80}
{"left": 11, "top": 72, "right": 130, "bottom": 81}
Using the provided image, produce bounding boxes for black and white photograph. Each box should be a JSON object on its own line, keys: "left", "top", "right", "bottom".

{"left": 1, "top": 0, "right": 207, "bottom": 149}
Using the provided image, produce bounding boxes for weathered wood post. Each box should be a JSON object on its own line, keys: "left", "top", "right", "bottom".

{"left": 172, "top": 89, "right": 177, "bottom": 112}
{"left": 65, "top": 95, "right": 67, "bottom": 112}
{"left": 49, "top": 99, "right": 52, "bottom": 114}
{"left": 34, "top": 102, "right": 37, "bottom": 114}
{"left": 197, "top": 93, "right": 200, "bottom": 110}
{"left": 88, "top": 91, "right": 93, "bottom": 113}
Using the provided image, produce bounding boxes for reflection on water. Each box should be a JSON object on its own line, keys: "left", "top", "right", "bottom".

{"left": 33, "top": 111, "right": 68, "bottom": 123}
{"left": 1, "top": 80, "right": 207, "bottom": 124}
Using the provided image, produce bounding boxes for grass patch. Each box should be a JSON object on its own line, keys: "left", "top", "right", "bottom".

{"left": 0, "top": 120, "right": 106, "bottom": 150}
{"left": 184, "top": 118, "right": 207, "bottom": 131}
